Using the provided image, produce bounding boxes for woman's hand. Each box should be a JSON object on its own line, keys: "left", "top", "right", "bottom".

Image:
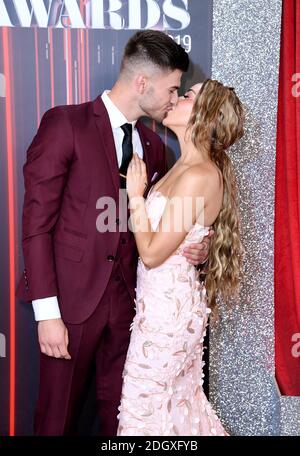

{"left": 126, "top": 153, "right": 148, "bottom": 199}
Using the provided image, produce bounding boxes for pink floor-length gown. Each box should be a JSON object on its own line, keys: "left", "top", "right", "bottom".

{"left": 117, "top": 189, "right": 228, "bottom": 436}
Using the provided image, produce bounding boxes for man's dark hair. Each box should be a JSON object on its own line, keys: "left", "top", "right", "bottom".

{"left": 121, "top": 30, "right": 189, "bottom": 74}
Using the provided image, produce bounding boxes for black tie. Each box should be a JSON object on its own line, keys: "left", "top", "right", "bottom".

{"left": 120, "top": 123, "right": 133, "bottom": 188}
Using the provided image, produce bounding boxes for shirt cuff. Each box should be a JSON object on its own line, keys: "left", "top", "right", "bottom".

{"left": 32, "top": 296, "right": 61, "bottom": 321}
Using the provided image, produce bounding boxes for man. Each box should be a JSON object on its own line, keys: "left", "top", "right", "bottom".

{"left": 17, "top": 30, "right": 211, "bottom": 435}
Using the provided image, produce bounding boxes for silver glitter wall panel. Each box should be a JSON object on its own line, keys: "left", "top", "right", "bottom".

{"left": 209, "top": 0, "right": 289, "bottom": 436}
{"left": 281, "top": 397, "right": 300, "bottom": 435}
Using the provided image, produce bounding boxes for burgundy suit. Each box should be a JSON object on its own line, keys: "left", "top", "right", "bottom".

{"left": 16, "top": 97, "right": 167, "bottom": 435}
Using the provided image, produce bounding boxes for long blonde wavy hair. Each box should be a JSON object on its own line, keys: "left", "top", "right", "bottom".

{"left": 187, "top": 79, "right": 245, "bottom": 310}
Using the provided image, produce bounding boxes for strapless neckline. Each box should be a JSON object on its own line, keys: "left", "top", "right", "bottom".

{"left": 148, "top": 185, "right": 166, "bottom": 199}
{"left": 147, "top": 186, "right": 210, "bottom": 231}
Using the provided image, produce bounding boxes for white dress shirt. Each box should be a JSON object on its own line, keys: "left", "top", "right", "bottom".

{"left": 32, "top": 90, "right": 143, "bottom": 321}
{"left": 101, "top": 90, "right": 143, "bottom": 164}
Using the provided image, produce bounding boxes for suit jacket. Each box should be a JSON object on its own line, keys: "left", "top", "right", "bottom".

{"left": 16, "top": 97, "right": 167, "bottom": 323}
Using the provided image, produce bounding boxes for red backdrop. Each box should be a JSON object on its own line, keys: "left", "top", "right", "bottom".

{"left": 275, "top": 0, "right": 300, "bottom": 395}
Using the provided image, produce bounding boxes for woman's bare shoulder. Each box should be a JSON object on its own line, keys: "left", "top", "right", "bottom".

{"left": 172, "top": 162, "right": 221, "bottom": 194}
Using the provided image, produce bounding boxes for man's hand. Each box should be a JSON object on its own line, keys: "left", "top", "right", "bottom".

{"left": 38, "top": 318, "right": 71, "bottom": 360}
{"left": 183, "top": 229, "right": 214, "bottom": 266}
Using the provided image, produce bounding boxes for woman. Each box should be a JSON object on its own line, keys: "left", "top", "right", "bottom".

{"left": 117, "top": 79, "right": 245, "bottom": 436}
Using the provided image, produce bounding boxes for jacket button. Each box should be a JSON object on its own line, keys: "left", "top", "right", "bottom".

{"left": 121, "top": 238, "right": 126, "bottom": 245}
{"left": 107, "top": 255, "right": 115, "bottom": 262}
{"left": 116, "top": 218, "right": 120, "bottom": 225}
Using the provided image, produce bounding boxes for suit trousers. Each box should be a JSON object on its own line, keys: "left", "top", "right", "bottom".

{"left": 34, "top": 262, "right": 135, "bottom": 435}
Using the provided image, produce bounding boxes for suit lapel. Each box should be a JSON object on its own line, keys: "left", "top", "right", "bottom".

{"left": 93, "top": 99, "right": 157, "bottom": 195}
{"left": 136, "top": 121, "right": 153, "bottom": 185}
{"left": 93, "top": 97, "right": 120, "bottom": 196}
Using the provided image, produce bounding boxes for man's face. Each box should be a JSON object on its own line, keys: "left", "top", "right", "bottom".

{"left": 139, "top": 69, "right": 182, "bottom": 122}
